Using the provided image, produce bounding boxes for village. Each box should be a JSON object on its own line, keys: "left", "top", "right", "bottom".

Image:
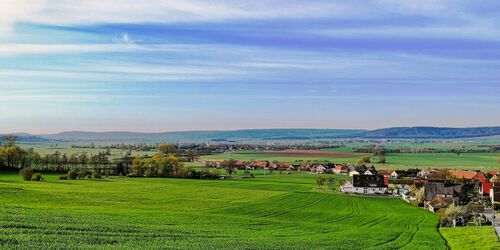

{"left": 206, "top": 159, "right": 500, "bottom": 236}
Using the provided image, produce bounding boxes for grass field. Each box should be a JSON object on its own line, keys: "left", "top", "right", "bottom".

{"left": 19, "top": 142, "right": 500, "bottom": 171}
{"left": 202, "top": 151, "right": 500, "bottom": 171}
{"left": 19, "top": 142, "right": 155, "bottom": 159}
{"left": 0, "top": 172, "right": 448, "bottom": 249}
{"left": 441, "top": 227, "right": 500, "bottom": 250}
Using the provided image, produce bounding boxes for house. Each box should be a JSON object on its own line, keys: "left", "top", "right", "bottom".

{"left": 252, "top": 161, "right": 268, "bottom": 169}
{"left": 299, "top": 163, "right": 311, "bottom": 172}
{"left": 472, "top": 172, "right": 487, "bottom": 183}
{"left": 487, "top": 171, "right": 499, "bottom": 178}
{"left": 448, "top": 170, "right": 477, "bottom": 180}
{"left": 311, "top": 165, "right": 326, "bottom": 174}
{"left": 363, "top": 170, "right": 374, "bottom": 175}
{"left": 352, "top": 174, "right": 388, "bottom": 195}
{"left": 479, "top": 182, "right": 493, "bottom": 196}
{"left": 278, "top": 163, "right": 294, "bottom": 171}
{"left": 340, "top": 180, "right": 354, "bottom": 193}
{"left": 378, "top": 169, "right": 398, "bottom": 178}
{"left": 332, "top": 165, "right": 348, "bottom": 175}
{"left": 491, "top": 183, "right": 500, "bottom": 206}
{"left": 349, "top": 170, "right": 360, "bottom": 176}
{"left": 413, "top": 178, "right": 427, "bottom": 189}
{"left": 235, "top": 160, "right": 249, "bottom": 170}
{"left": 424, "top": 181, "right": 462, "bottom": 209}
{"left": 427, "top": 197, "right": 455, "bottom": 212}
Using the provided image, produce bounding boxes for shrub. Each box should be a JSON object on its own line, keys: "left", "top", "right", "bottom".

{"left": 92, "top": 171, "right": 102, "bottom": 179}
{"left": 19, "top": 168, "right": 34, "bottom": 181}
{"left": 77, "top": 170, "right": 87, "bottom": 179}
{"left": 67, "top": 170, "right": 78, "bottom": 180}
{"left": 144, "top": 167, "right": 156, "bottom": 177}
{"left": 31, "top": 173, "right": 43, "bottom": 181}
{"left": 59, "top": 175, "right": 68, "bottom": 180}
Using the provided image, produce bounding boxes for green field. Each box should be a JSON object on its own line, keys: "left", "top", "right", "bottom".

{"left": 441, "top": 227, "right": 500, "bottom": 250}
{"left": 202, "top": 151, "right": 500, "bottom": 171}
{"left": 19, "top": 142, "right": 500, "bottom": 171}
{"left": 0, "top": 172, "right": 448, "bottom": 249}
{"left": 19, "top": 142, "right": 155, "bottom": 159}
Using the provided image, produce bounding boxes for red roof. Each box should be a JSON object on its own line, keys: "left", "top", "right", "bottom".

{"left": 487, "top": 171, "right": 499, "bottom": 177}
{"left": 449, "top": 170, "right": 477, "bottom": 179}
{"left": 235, "top": 160, "right": 246, "bottom": 166}
{"left": 378, "top": 169, "right": 396, "bottom": 175}
{"left": 253, "top": 161, "right": 267, "bottom": 168}
{"left": 472, "top": 172, "right": 487, "bottom": 182}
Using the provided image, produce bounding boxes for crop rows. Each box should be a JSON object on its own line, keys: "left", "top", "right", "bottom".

{"left": 0, "top": 173, "right": 446, "bottom": 249}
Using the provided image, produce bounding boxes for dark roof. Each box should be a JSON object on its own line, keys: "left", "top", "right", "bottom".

{"left": 424, "top": 182, "right": 462, "bottom": 201}
{"left": 353, "top": 174, "right": 386, "bottom": 188}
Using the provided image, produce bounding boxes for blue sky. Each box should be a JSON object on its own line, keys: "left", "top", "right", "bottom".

{"left": 0, "top": 1, "right": 499, "bottom": 134}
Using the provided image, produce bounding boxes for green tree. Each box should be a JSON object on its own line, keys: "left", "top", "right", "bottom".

{"left": 355, "top": 159, "right": 365, "bottom": 167}
{"left": 327, "top": 177, "right": 336, "bottom": 190}
{"left": 378, "top": 155, "right": 386, "bottom": 163}
{"left": 466, "top": 203, "right": 484, "bottom": 226}
{"left": 316, "top": 176, "right": 325, "bottom": 189}
{"left": 439, "top": 204, "right": 466, "bottom": 227}
{"left": 158, "top": 144, "right": 177, "bottom": 156}
{"left": 131, "top": 157, "right": 144, "bottom": 176}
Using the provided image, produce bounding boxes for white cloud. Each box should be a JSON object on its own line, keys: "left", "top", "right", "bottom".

{"left": 0, "top": 1, "right": 348, "bottom": 32}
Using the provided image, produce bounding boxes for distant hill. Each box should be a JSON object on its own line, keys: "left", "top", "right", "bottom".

{"left": 0, "top": 134, "right": 49, "bottom": 143}
{"left": 39, "top": 129, "right": 364, "bottom": 142}
{"left": 4, "top": 126, "right": 499, "bottom": 143}
{"left": 361, "top": 126, "right": 500, "bottom": 139}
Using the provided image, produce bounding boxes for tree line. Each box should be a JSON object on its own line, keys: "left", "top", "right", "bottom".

{"left": 0, "top": 137, "right": 217, "bottom": 179}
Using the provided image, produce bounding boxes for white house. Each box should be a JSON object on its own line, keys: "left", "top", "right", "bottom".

{"left": 312, "top": 165, "right": 326, "bottom": 174}
{"left": 340, "top": 181, "right": 354, "bottom": 193}
{"left": 352, "top": 175, "right": 388, "bottom": 195}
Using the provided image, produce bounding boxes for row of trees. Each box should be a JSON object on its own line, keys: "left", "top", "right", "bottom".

{"left": 0, "top": 138, "right": 197, "bottom": 178}
{"left": 316, "top": 176, "right": 336, "bottom": 190}
{"left": 0, "top": 135, "right": 36, "bottom": 170}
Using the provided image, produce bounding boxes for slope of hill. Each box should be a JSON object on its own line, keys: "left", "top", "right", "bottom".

{"left": 4, "top": 126, "right": 499, "bottom": 143}
{"left": 0, "top": 134, "right": 49, "bottom": 143}
{"left": 0, "top": 173, "right": 447, "bottom": 249}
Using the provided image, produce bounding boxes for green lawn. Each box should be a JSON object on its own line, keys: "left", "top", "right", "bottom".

{"left": 0, "top": 172, "right": 446, "bottom": 249}
{"left": 440, "top": 227, "right": 500, "bottom": 250}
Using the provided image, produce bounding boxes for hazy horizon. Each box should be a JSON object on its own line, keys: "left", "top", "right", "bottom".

{"left": 4, "top": 125, "right": 500, "bottom": 136}
{"left": 1, "top": 1, "right": 499, "bottom": 134}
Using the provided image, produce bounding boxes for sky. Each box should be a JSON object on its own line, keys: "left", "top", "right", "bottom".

{"left": 0, "top": 0, "right": 499, "bottom": 134}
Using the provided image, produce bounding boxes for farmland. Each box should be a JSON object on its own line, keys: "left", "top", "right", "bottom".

{"left": 441, "top": 227, "right": 500, "bottom": 250}
{"left": 202, "top": 151, "right": 500, "bottom": 171}
{"left": 0, "top": 172, "right": 448, "bottom": 249}
{"left": 17, "top": 140, "right": 500, "bottom": 171}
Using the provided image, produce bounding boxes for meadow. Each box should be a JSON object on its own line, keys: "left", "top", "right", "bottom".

{"left": 440, "top": 227, "right": 500, "bottom": 250}
{"left": 0, "top": 172, "right": 449, "bottom": 249}
{"left": 20, "top": 141, "right": 500, "bottom": 171}
{"left": 202, "top": 151, "right": 500, "bottom": 171}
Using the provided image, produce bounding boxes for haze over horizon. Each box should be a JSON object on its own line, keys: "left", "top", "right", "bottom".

{"left": 1, "top": 1, "right": 499, "bottom": 134}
